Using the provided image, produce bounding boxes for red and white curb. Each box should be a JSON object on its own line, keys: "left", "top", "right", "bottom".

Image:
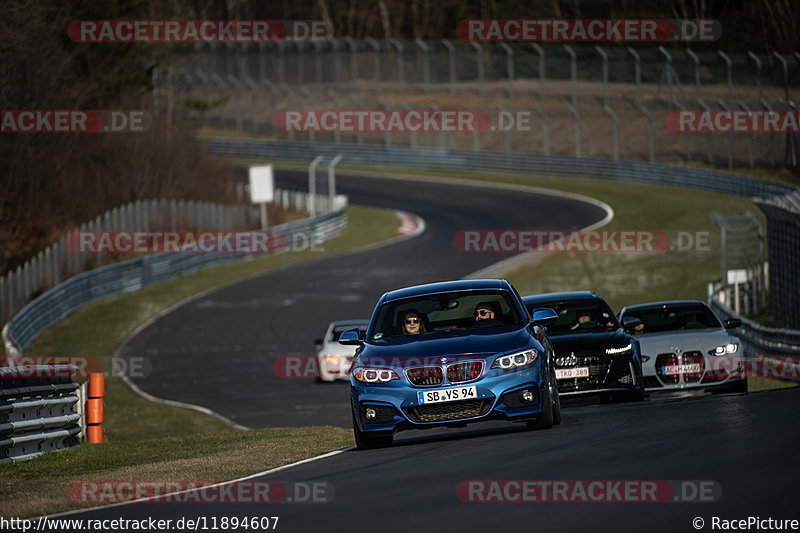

{"left": 395, "top": 211, "right": 420, "bottom": 236}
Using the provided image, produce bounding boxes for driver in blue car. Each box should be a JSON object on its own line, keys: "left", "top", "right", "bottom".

{"left": 472, "top": 302, "right": 504, "bottom": 328}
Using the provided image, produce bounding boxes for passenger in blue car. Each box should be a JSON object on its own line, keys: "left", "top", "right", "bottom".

{"left": 402, "top": 310, "right": 428, "bottom": 335}
{"left": 472, "top": 302, "right": 504, "bottom": 328}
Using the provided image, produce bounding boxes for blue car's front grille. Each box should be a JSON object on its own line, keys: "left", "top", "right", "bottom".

{"left": 406, "top": 366, "right": 444, "bottom": 386}
{"left": 404, "top": 399, "right": 491, "bottom": 423}
{"left": 446, "top": 361, "right": 484, "bottom": 383}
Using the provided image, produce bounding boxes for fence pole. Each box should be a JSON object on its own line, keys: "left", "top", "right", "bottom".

{"left": 300, "top": 87, "right": 315, "bottom": 143}
{"left": 415, "top": 39, "right": 430, "bottom": 93}
{"left": 535, "top": 105, "right": 549, "bottom": 155}
{"left": 326, "top": 89, "right": 340, "bottom": 144}
{"left": 564, "top": 45, "right": 577, "bottom": 106}
{"left": 531, "top": 44, "right": 545, "bottom": 100}
{"left": 389, "top": 39, "right": 404, "bottom": 92}
{"left": 308, "top": 156, "right": 324, "bottom": 218}
{"left": 500, "top": 43, "right": 514, "bottom": 99}
{"left": 441, "top": 40, "right": 456, "bottom": 94}
{"left": 342, "top": 37, "right": 357, "bottom": 90}
{"left": 365, "top": 38, "right": 381, "bottom": 92}
{"left": 747, "top": 51, "right": 763, "bottom": 102}
{"left": 567, "top": 103, "right": 581, "bottom": 157}
{"left": 470, "top": 42, "right": 484, "bottom": 96}
{"left": 658, "top": 46, "right": 674, "bottom": 110}
{"left": 327, "top": 154, "right": 343, "bottom": 209}
{"left": 627, "top": 47, "right": 642, "bottom": 107}
{"left": 498, "top": 105, "right": 512, "bottom": 153}
{"left": 738, "top": 102, "right": 755, "bottom": 168}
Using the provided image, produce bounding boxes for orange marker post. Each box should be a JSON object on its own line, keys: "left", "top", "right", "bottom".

{"left": 86, "top": 372, "right": 105, "bottom": 443}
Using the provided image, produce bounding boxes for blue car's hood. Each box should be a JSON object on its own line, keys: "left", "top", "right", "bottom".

{"left": 549, "top": 329, "right": 631, "bottom": 352}
{"left": 359, "top": 326, "right": 534, "bottom": 365}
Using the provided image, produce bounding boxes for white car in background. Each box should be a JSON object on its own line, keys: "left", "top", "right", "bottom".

{"left": 617, "top": 301, "right": 747, "bottom": 393}
{"left": 315, "top": 320, "right": 369, "bottom": 382}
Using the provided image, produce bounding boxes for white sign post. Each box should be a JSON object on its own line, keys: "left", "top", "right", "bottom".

{"left": 249, "top": 165, "right": 274, "bottom": 228}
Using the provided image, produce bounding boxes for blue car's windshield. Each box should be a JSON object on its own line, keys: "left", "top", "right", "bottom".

{"left": 369, "top": 290, "right": 524, "bottom": 341}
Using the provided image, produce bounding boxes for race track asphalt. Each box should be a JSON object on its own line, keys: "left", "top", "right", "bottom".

{"left": 67, "top": 388, "right": 800, "bottom": 533}
{"left": 117, "top": 170, "right": 609, "bottom": 428}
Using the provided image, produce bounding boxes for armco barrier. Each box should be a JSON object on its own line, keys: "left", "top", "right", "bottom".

{"left": 3, "top": 204, "right": 348, "bottom": 359}
{"left": 0, "top": 365, "right": 81, "bottom": 463}
{"left": 204, "top": 139, "right": 798, "bottom": 199}
{"left": 204, "top": 138, "right": 800, "bottom": 349}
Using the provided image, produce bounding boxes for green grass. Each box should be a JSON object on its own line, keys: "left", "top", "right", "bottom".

{"left": 1, "top": 205, "right": 398, "bottom": 517}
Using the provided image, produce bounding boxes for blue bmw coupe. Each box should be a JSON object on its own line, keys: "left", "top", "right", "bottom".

{"left": 341, "top": 279, "right": 561, "bottom": 449}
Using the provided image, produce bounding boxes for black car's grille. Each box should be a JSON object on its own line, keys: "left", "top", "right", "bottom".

{"left": 406, "top": 366, "right": 444, "bottom": 386}
{"left": 404, "top": 399, "right": 491, "bottom": 423}
{"left": 556, "top": 353, "right": 610, "bottom": 393}
{"left": 446, "top": 361, "right": 483, "bottom": 384}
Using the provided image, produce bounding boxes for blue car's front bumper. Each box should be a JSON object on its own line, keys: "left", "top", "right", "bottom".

{"left": 350, "top": 365, "right": 547, "bottom": 435}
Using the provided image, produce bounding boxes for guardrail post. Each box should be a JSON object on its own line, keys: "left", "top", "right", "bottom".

{"left": 532, "top": 44, "right": 545, "bottom": 100}
{"left": 441, "top": 40, "right": 456, "bottom": 94}
{"left": 500, "top": 43, "right": 514, "bottom": 98}
{"left": 327, "top": 154, "right": 343, "bottom": 208}
{"left": 308, "top": 156, "right": 324, "bottom": 218}
{"left": 277, "top": 40, "right": 287, "bottom": 84}
{"left": 313, "top": 40, "right": 324, "bottom": 85}
{"left": 564, "top": 45, "right": 577, "bottom": 106}
{"left": 465, "top": 105, "right": 479, "bottom": 151}
{"left": 86, "top": 372, "right": 104, "bottom": 444}
{"left": 470, "top": 42, "right": 484, "bottom": 96}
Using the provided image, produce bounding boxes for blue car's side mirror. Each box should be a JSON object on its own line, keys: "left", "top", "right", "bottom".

{"left": 339, "top": 328, "right": 364, "bottom": 346}
{"left": 531, "top": 308, "right": 558, "bottom": 325}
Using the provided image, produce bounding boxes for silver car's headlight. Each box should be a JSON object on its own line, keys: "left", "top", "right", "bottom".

{"left": 709, "top": 343, "right": 739, "bottom": 355}
{"left": 605, "top": 343, "right": 632, "bottom": 355}
{"left": 491, "top": 349, "right": 538, "bottom": 370}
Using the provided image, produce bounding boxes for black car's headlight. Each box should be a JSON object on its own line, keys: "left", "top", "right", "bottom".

{"left": 491, "top": 349, "right": 538, "bottom": 370}
{"left": 605, "top": 343, "right": 633, "bottom": 355}
{"left": 352, "top": 368, "right": 399, "bottom": 383}
{"left": 708, "top": 343, "right": 739, "bottom": 355}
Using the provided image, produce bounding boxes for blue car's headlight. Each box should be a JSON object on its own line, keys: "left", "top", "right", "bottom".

{"left": 353, "top": 367, "right": 399, "bottom": 384}
{"left": 709, "top": 343, "right": 739, "bottom": 355}
{"left": 491, "top": 349, "right": 538, "bottom": 370}
{"left": 605, "top": 343, "right": 633, "bottom": 355}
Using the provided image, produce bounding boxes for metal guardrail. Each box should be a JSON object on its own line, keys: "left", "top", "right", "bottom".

{"left": 0, "top": 365, "right": 81, "bottom": 464}
{"left": 3, "top": 204, "right": 348, "bottom": 359}
{"left": 709, "top": 295, "right": 800, "bottom": 356}
{"left": 204, "top": 138, "right": 798, "bottom": 199}
{"left": 207, "top": 137, "right": 800, "bottom": 351}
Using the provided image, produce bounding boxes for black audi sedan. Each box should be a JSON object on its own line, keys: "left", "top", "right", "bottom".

{"left": 522, "top": 291, "right": 644, "bottom": 402}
